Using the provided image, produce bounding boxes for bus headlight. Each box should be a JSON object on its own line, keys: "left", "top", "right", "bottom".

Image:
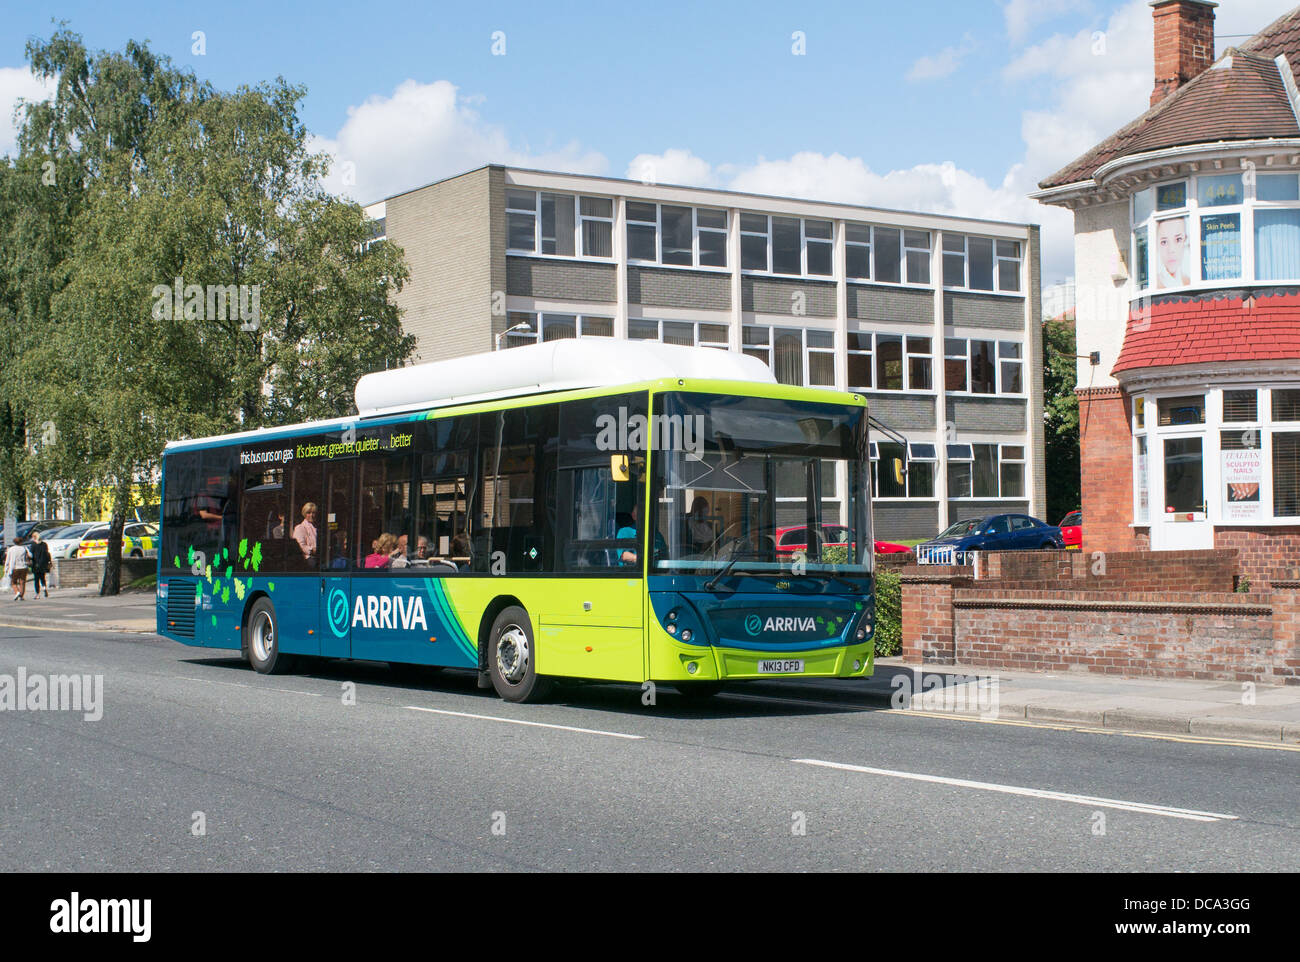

{"left": 666, "top": 624, "right": 677, "bottom": 635}
{"left": 681, "top": 629, "right": 693, "bottom": 642}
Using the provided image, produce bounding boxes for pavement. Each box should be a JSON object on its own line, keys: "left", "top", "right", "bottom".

{"left": 2, "top": 586, "right": 1299, "bottom": 746}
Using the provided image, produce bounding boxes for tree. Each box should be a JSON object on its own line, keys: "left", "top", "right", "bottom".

{"left": 2, "top": 29, "right": 413, "bottom": 593}
{"left": 1042, "top": 313, "right": 1081, "bottom": 524}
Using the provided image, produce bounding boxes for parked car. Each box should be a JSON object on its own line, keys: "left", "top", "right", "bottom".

{"left": 915, "top": 514, "right": 1064, "bottom": 565}
{"left": 74, "top": 522, "right": 160, "bottom": 560}
{"left": 43, "top": 523, "right": 98, "bottom": 561}
{"left": 0, "top": 519, "right": 64, "bottom": 548}
{"left": 772, "top": 523, "right": 910, "bottom": 557}
{"left": 1058, "top": 510, "right": 1082, "bottom": 550}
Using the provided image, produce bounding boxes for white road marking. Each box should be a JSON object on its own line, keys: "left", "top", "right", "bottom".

{"left": 178, "top": 676, "right": 323, "bottom": 697}
{"left": 792, "top": 758, "right": 1238, "bottom": 822}
{"left": 406, "top": 706, "right": 642, "bottom": 740}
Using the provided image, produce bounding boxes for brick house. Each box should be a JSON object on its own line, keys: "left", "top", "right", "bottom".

{"left": 1034, "top": 1, "right": 1300, "bottom": 586}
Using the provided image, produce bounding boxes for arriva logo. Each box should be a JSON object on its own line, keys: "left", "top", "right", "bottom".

{"left": 327, "top": 588, "right": 350, "bottom": 638}
{"left": 752, "top": 616, "right": 817, "bottom": 634}
{"left": 352, "top": 594, "right": 429, "bottom": 631}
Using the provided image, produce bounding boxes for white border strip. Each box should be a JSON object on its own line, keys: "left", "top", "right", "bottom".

{"left": 793, "top": 758, "right": 1237, "bottom": 822}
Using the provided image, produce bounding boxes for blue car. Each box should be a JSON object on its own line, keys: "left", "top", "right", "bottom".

{"left": 915, "top": 513, "right": 1063, "bottom": 565}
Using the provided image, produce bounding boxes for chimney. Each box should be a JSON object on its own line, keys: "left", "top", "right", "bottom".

{"left": 1150, "top": 1, "right": 1217, "bottom": 106}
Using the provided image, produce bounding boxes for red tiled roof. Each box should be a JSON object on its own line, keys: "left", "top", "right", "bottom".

{"left": 1113, "top": 290, "right": 1300, "bottom": 374}
{"left": 1038, "top": 6, "right": 1300, "bottom": 191}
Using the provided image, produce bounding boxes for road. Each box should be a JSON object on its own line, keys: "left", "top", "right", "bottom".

{"left": 1, "top": 624, "right": 1298, "bottom": 871}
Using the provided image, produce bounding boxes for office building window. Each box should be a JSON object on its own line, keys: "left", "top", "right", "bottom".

{"left": 628, "top": 318, "right": 731, "bottom": 350}
{"left": 944, "top": 338, "right": 1024, "bottom": 395}
{"left": 947, "top": 443, "right": 1022, "bottom": 499}
{"left": 579, "top": 197, "right": 613, "bottom": 257}
{"left": 502, "top": 312, "right": 614, "bottom": 348}
{"left": 626, "top": 201, "right": 658, "bottom": 262}
{"left": 743, "top": 326, "right": 836, "bottom": 386}
{"left": 943, "top": 234, "right": 1022, "bottom": 292}
{"left": 847, "top": 332, "right": 931, "bottom": 391}
{"left": 740, "top": 213, "right": 839, "bottom": 277}
{"left": 846, "top": 224, "right": 871, "bottom": 280}
{"left": 697, "top": 208, "right": 728, "bottom": 267}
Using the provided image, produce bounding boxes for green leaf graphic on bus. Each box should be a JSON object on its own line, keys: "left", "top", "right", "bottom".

{"left": 239, "top": 539, "right": 248, "bottom": 559}
{"left": 250, "top": 542, "right": 262, "bottom": 572}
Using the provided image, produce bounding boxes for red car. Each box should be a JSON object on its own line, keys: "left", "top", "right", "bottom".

{"left": 773, "top": 524, "right": 910, "bottom": 556}
{"left": 1058, "top": 510, "right": 1082, "bottom": 550}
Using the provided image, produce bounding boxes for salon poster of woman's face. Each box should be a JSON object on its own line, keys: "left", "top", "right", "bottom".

{"left": 1156, "top": 216, "right": 1190, "bottom": 288}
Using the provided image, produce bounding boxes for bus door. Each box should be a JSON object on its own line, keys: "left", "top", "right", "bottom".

{"left": 319, "top": 458, "right": 357, "bottom": 658}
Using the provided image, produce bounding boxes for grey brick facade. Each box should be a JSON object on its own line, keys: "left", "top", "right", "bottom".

{"left": 848, "top": 285, "right": 933, "bottom": 324}
{"left": 507, "top": 257, "right": 617, "bottom": 302}
{"left": 864, "top": 393, "right": 938, "bottom": 431}
{"left": 742, "top": 277, "right": 836, "bottom": 317}
{"left": 629, "top": 266, "right": 730, "bottom": 310}
{"left": 945, "top": 396, "right": 1028, "bottom": 433}
{"left": 943, "top": 291, "right": 1024, "bottom": 330}
{"left": 874, "top": 501, "right": 940, "bottom": 541}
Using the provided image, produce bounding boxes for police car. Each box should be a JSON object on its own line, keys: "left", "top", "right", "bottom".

{"left": 74, "top": 522, "right": 160, "bottom": 559}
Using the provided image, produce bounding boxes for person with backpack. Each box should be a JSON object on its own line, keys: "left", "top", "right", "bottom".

{"left": 28, "top": 531, "right": 51, "bottom": 599}
{"left": 5, "top": 534, "right": 31, "bottom": 600}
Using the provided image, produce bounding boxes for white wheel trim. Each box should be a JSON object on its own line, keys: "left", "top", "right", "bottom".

{"left": 251, "top": 610, "right": 275, "bottom": 663}
{"left": 495, "top": 624, "right": 530, "bottom": 684}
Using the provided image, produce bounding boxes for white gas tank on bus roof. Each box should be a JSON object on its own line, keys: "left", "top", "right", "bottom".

{"left": 354, "top": 339, "right": 776, "bottom": 416}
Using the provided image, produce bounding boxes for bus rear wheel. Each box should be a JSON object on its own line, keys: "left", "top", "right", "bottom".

{"left": 487, "top": 606, "right": 552, "bottom": 703}
{"left": 247, "top": 597, "right": 295, "bottom": 674}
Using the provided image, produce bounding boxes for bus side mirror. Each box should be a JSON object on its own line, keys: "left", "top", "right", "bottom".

{"left": 892, "top": 458, "right": 905, "bottom": 486}
{"left": 610, "top": 454, "right": 629, "bottom": 482}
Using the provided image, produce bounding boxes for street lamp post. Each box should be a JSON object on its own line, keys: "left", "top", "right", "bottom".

{"left": 495, "top": 321, "right": 532, "bottom": 351}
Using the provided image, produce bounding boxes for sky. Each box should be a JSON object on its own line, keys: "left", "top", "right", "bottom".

{"left": 2, "top": 0, "right": 1298, "bottom": 289}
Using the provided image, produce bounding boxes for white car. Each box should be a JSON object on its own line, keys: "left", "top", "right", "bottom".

{"left": 43, "top": 523, "right": 98, "bottom": 561}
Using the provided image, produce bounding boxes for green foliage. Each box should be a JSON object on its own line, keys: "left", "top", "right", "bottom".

{"left": 1042, "top": 316, "right": 1081, "bottom": 524}
{"left": 873, "top": 566, "right": 902, "bottom": 657}
{"left": 0, "top": 28, "right": 414, "bottom": 591}
{"left": 821, "top": 544, "right": 849, "bottom": 564}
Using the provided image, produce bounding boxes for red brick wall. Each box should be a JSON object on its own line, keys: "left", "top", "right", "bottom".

{"left": 1077, "top": 386, "right": 1139, "bottom": 555}
{"left": 1214, "top": 527, "right": 1300, "bottom": 593}
{"left": 953, "top": 589, "right": 1276, "bottom": 682}
{"left": 978, "top": 548, "right": 1237, "bottom": 592}
{"left": 901, "top": 570, "right": 970, "bottom": 665}
{"left": 1151, "top": 0, "right": 1216, "bottom": 106}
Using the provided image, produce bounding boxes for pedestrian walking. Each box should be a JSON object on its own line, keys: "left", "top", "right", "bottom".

{"left": 5, "top": 534, "right": 31, "bottom": 601}
{"left": 28, "top": 531, "right": 51, "bottom": 599}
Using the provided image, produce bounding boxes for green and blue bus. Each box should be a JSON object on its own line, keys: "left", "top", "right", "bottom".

{"left": 156, "top": 340, "right": 877, "bottom": 702}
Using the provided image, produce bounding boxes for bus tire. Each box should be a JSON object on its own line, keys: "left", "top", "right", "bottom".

{"left": 487, "top": 606, "right": 552, "bottom": 703}
{"left": 247, "top": 597, "right": 295, "bottom": 674}
{"left": 674, "top": 681, "right": 725, "bottom": 700}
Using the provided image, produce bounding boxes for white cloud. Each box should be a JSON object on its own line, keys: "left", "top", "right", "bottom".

{"left": 0, "top": 66, "right": 56, "bottom": 157}
{"left": 314, "top": 78, "right": 607, "bottom": 203}
{"left": 907, "top": 35, "right": 975, "bottom": 82}
{"left": 1003, "top": 0, "right": 1087, "bottom": 43}
{"left": 625, "top": 148, "right": 719, "bottom": 189}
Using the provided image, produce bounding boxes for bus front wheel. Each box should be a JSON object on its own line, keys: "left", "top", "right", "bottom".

{"left": 674, "top": 681, "right": 725, "bottom": 700}
{"left": 247, "top": 597, "right": 295, "bottom": 675}
{"left": 487, "top": 606, "right": 553, "bottom": 703}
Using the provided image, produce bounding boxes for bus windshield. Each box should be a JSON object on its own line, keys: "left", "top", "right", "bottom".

{"left": 650, "top": 391, "right": 870, "bottom": 577}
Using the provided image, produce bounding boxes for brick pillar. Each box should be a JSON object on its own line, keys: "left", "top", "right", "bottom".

{"left": 1078, "top": 385, "right": 1137, "bottom": 555}
{"left": 1150, "top": 0, "right": 1217, "bottom": 107}
{"left": 1269, "top": 572, "right": 1300, "bottom": 685}
{"left": 901, "top": 570, "right": 970, "bottom": 665}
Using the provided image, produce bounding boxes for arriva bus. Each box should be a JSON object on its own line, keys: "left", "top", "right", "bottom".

{"left": 155, "top": 340, "right": 877, "bottom": 702}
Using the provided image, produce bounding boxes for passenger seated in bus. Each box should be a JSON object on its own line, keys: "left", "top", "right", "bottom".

{"left": 617, "top": 502, "right": 666, "bottom": 566}
{"left": 411, "top": 536, "right": 431, "bottom": 562}
{"left": 328, "top": 532, "right": 350, "bottom": 570}
{"left": 450, "top": 532, "right": 470, "bottom": 559}
{"left": 389, "top": 534, "right": 410, "bottom": 569}
{"left": 364, "top": 532, "right": 397, "bottom": 569}
{"left": 292, "top": 503, "right": 318, "bottom": 564}
{"left": 267, "top": 507, "right": 286, "bottom": 540}
{"left": 686, "top": 497, "right": 715, "bottom": 552}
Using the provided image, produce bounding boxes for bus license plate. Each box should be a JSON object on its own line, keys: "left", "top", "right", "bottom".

{"left": 758, "top": 659, "right": 804, "bottom": 674}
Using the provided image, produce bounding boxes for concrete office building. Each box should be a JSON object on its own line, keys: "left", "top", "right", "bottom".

{"left": 366, "top": 165, "right": 1045, "bottom": 540}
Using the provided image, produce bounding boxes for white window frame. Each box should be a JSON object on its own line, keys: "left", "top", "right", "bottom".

{"left": 847, "top": 331, "right": 935, "bottom": 393}
{"left": 943, "top": 337, "right": 1026, "bottom": 397}
{"left": 942, "top": 233, "right": 1022, "bottom": 295}
{"left": 738, "top": 213, "right": 836, "bottom": 278}
{"left": 742, "top": 325, "right": 837, "bottom": 387}
{"left": 578, "top": 196, "right": 614, "bottom": 258}
{"left": 500, "top": 311, "right": 616, "bottom": 349}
